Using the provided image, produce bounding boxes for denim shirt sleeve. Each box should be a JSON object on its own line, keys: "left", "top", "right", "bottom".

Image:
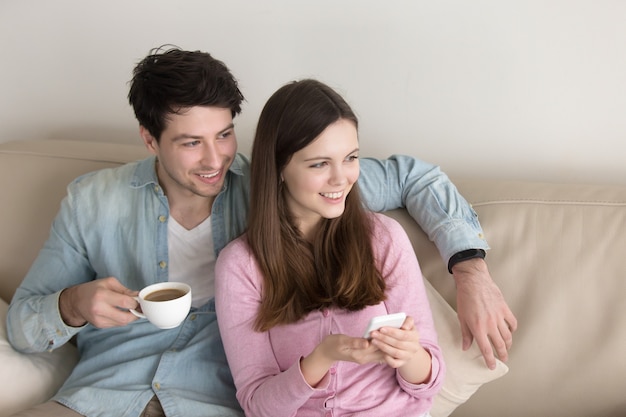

{"left": 358, "top": 155, "right": 489, "bottom": 263}
{"left": 6, "top": 192, "right": 91, "bottom": 353}
{"left": 7, "top": 290, "right": 83, "bottom": 353}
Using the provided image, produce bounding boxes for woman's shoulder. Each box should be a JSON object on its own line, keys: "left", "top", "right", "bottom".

{"left": 215, "top": 234, "right": 264, "bottom": 292}
{"left": 367, "top": 212, "right": 415, "bottom": 256}
{"left": 368, "top": 211, "right": 406, "bottom": 237}
{"left": 219, "top": 234, "right": 253, "bottom": 260}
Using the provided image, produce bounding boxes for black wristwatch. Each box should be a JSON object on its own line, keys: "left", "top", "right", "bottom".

{"left": 447, "top": 249, "right": 486, "bottom": 274}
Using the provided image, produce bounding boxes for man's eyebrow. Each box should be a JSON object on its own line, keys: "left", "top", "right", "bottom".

{"left": 171, "top": 133, "right": 202, "bottom": 142}
{"left": 171, "top": 123, "right": 235, "bottom": 142}
{"left": 219, "top": 123, "right": 235, "bottom": 135}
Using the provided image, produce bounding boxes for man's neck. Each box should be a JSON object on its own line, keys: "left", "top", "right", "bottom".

{"left": 154, "top": 159, "right": 213, "bottom": 230}
{"left": 169, "top": 200, "right": 212, "bottom": 230}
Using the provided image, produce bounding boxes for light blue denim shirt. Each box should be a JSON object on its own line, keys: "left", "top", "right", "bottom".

{"left": 7, "top": 153, "right": 486, "bottom": 417}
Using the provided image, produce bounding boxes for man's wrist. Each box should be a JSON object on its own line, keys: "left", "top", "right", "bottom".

{"left": 448, "top": 249, "right": 486, "bottom": 274}
{"left": 59, "top": 287, "right": 87, "bottom": 327}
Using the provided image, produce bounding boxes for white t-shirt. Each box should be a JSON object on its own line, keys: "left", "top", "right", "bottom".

{"left": 167, "top": 216, "right": 215, "bottom": 307}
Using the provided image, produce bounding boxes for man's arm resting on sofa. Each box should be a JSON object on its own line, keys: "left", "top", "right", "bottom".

{"left": 358, "top": 154, "right": 517, "bottom": 368}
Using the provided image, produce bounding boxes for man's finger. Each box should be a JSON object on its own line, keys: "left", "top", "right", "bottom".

{"left": 460, "top": 320, "right": 474, "bottom": 351}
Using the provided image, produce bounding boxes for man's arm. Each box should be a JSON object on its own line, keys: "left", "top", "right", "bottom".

{"left": 6, "top": 193, "right": 137, "bottom": 352}
{"left": 358, "top": 155, "right": 487, "bottom": 261}
{"left": 358, "top": 155, "right": 517, "bottom": 368}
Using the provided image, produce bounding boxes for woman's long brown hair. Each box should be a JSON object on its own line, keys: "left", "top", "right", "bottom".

{"left": 248, "top": 79, "right": 385, "bottom": 331}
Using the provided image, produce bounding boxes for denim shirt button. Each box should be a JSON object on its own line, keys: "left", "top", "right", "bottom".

{"left": 158, "top": 261, "right": 167, "bottom": 269}
{"left": 153, "top": 382, "right": 161, "bottom": 390}
{"left": 158, "top": 215, "right": 167, "bottom": 223}
{"left": 190, "top": 314, "right": 197, "bottom": 321}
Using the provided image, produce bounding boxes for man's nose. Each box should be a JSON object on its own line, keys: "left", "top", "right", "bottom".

{"left": 201, "top": 142, "right": 220, "bottom": 167}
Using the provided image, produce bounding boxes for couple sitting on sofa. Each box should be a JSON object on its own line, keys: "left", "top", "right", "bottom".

{"left": 6, "top": 46, "right": 516, "bottom": 417}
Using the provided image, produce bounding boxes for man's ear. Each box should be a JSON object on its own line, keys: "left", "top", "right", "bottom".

{"left": 139, "top": 126, "right": 158, "bottom": 154}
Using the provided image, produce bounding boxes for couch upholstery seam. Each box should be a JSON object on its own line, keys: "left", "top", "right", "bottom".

{"left": 471, "top": 199, "right": 626, "bottom": 207}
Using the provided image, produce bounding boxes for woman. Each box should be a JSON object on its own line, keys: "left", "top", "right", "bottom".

{"left": 215, "top": 79, "right": 444, "bottom": 417}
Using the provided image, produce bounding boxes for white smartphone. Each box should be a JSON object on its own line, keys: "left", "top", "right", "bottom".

{"left": 362, "top": 312, "right": 407, "bottom": 339}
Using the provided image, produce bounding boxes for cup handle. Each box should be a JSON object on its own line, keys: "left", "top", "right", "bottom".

{"left": 129, "top": 296, "right": 146, "bottom": 319}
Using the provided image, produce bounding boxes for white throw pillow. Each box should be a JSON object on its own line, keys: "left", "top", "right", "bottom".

{"left": 425, "top": 280, "right": 509, "bottom": 417}
{"left": 0, "top": 298, "right": 79, "bottom": 417}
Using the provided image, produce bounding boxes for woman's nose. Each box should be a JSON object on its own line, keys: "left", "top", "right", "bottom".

{"left": 329, "top": 165, "right": 348, "bottom": 186}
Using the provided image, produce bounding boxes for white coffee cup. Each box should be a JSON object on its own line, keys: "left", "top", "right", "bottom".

{"left": 130, "top": 282, "right": 192, "bottom": 329}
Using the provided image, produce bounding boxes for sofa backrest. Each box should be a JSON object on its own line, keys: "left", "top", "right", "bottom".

{"left": 0, "top": 140, "right": 148, "bottom": 303}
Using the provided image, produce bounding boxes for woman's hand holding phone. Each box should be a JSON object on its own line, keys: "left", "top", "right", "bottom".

{"left": 367, "top": 314, "right": 433, "bottom": 384}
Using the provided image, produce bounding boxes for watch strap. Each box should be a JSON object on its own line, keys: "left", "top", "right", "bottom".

{"left": 447, "top": 249, "right": 486, "bottom": 274}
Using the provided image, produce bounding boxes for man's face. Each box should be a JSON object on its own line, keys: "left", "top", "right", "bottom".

{"left": 141, "top": 106, "right": 237, "bottom": 206}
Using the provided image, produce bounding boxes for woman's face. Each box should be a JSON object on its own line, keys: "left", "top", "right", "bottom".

{"left": 281, "top": 118, "right": 360, "bottom": 239}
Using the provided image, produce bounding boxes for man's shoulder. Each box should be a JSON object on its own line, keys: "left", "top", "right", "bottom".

{"left": 230, "top": 153, "right": 251, "bottom": 175}
{"left": 70, "top": 158, "right": 149, "bottom": 190}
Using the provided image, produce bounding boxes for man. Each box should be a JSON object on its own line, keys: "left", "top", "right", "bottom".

{"left": 7, "top": 47, "right": 516, "bottom": 417}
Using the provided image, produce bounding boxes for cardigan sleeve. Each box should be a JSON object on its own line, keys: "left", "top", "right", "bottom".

{"left": 371, "top": 213, "right": 446, "bottom": 398}
{"left": 215, "top": 237, "right": 323, "bottom": 417}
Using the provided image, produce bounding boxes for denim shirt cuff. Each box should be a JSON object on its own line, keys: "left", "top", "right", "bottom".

{"left": 434, "top": 219, "right": 490, "bottom": 265}
{"left": 46, "top": 290, "right": 84, "bottom": 351}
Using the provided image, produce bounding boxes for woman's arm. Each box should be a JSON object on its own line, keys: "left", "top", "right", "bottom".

{"left": 369, "top": 213, "right": 445, "bottom": 396}
{"left": 215, "top": 238, "right": 317, "bottom": 417}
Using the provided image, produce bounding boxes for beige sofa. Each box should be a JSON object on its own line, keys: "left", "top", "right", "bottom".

{"left": 1, "top": 139, "right": 625, "bottom": 417}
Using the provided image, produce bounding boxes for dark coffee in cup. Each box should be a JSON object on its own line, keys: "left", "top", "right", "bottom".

{"left": 144, "top": 288, "right": 187, "bottom": 302}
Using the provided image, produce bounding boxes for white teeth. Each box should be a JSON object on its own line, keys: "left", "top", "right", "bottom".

{"left": 199, "top": 172, "right": 219, "bottom": 179}
{"left": 320, "top": 191, "right": 343, "bottom": 199}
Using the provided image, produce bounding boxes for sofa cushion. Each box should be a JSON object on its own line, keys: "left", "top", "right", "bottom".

{"left": 425, "top": 280, "right": 509, "bottom": 417}
{"left": 0, "top": 298, "right": 79, "bottom": 416}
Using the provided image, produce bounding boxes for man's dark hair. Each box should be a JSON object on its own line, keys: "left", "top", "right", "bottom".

{"left": 128, "top": 45, "right": 244, "bottom": 140}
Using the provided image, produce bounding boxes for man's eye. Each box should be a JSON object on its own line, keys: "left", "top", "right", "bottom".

{"left": 183, "top": 140, "right": 201, "bottom": 147}
{"left": 218, "top": 131, "right": 232, "bottom": 139}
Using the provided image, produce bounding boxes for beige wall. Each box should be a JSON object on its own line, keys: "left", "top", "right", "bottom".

{"left": 1, "top": 0, "right": 625, "bottom": 185}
